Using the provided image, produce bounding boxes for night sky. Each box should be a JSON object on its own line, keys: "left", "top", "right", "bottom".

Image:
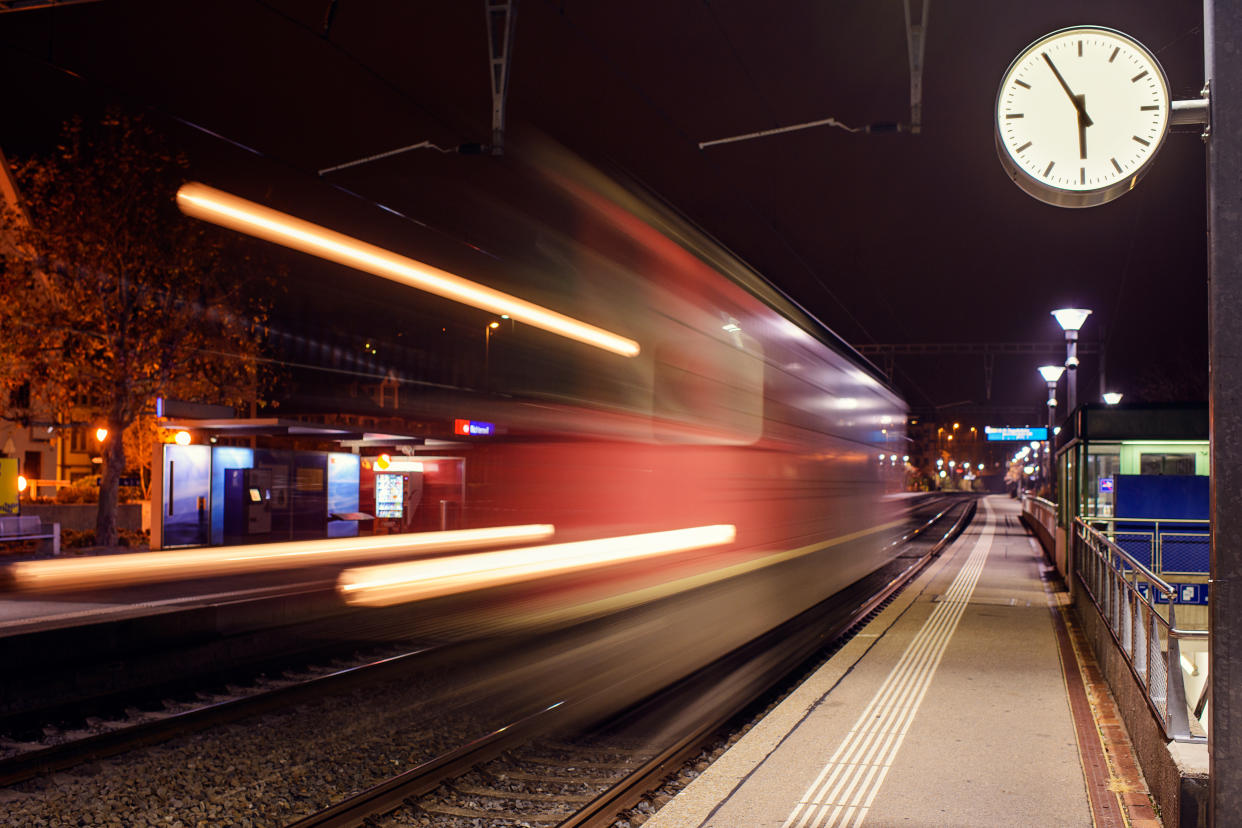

{"left": 0, "top": 0, "right": 1210, "bottom": 424}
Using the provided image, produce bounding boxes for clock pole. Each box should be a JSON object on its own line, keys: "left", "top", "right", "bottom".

{"left": 1206, "top": 1, "right": 1242, "bottom": 823}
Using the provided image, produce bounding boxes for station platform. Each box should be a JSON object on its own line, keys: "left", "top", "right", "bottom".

{"left": 645, "top": 494, "right": 1161, "bottom": 828}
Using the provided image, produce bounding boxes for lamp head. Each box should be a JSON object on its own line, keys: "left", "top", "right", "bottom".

{"left": 1051, "top": 308, "right": 1092, "bottom": 332}
{"left": 1103, "top": 392, "right": 1124, "bottom": 405}
{"left": 1038, "top": 364, "right": 1065, "bottom": 383}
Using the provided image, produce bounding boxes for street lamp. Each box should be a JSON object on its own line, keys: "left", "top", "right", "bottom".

{"left": 1038, "top": 364, "right": 1065, "bottom": 494}
{"left": 1051, "top": 308, "right": 1092, "bottom": 412}
{"left": 1103, "top": 392, "right": 1124, "bottom": 405}
{"left": 485, "top": 321, "right": 500, "bottom": 388}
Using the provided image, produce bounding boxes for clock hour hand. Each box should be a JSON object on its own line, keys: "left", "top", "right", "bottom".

{"left": 1042, "top": 53, "right": 1094, "bottom": 127}
{"left": 1076, "top": 94, "right": 1089, "bottom": 158}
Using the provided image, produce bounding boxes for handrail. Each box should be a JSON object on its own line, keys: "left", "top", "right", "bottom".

{"left": 1083, "top": 515, "right": 1209, "bottom": 527}
{"left": 1073, "top": 516, "right": 1207, "bottom": 742}
{"left": 1078, "top": 522, "right": 1176, "bottom": 597}
{"left": 1080, "top": 514, "right": 1210, "bottom": 576}
{"left": 1027, "top": 495, "right": 1056, "bottom": 511}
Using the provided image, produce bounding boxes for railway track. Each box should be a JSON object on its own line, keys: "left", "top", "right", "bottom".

{"left": 0, "top": 640, "right": 438, "bottom": 786}
{"left": 288, "top": 497, "right": 977, "bottom": 828}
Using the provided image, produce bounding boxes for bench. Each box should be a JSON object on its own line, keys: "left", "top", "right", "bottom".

{"left": 0, "top": 515, "right": 61, "bottom": 557}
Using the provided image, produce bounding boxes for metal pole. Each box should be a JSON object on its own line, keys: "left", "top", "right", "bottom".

{"left": 1207, "top": 0, "right": 1242, "bottom": 822}
{"left": 1065, "top": 330, "right": 1079, "bottom": 412}
{"left": 1047, "top": 381, "right": 1057, "bottom": 494}
{"left": 1099, "top": 324, "right": 1107, "bottom": 401}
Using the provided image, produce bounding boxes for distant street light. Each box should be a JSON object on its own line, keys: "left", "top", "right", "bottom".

{"left": 485, "top": 321, "right": 501, "bottom": 389}
{"left": 1103, "top": 392, "right": 1124, "bottom": 405}
{"left": 1038, "top": 364, "right": 1065, "bottom": 492}
{"left": 1052, "top": 308, "right": 1092, "bottom": 412}
{"left": 95, "top": 427, "right": 109, "bottom": 443}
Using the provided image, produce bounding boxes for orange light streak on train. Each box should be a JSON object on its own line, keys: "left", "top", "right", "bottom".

{"left": 175, "top": 182, "right": 640, "bottom": 358}
{"left": 337, "top": 524, "right": 737, "bottom": 606}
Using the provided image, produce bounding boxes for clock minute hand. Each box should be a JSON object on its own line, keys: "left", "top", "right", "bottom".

{"left": 1042, "top": 53, "right": 1094, "bottom": 127}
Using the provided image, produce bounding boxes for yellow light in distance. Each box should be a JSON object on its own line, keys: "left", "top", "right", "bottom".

{"left": 375, "top": 453, "right": 390, "bottom": 471}
{"left": 8, "top": 524, "right": 555, "bottom": 592}
{"left": 338, "top": 524, "right": 737, "bottom": 607}
{"left": 95, "top": 427, "right": 109, "bottom": 443}
{"left": 17, "top": 475, "right": 27, "bottom": 493}
{"left": 175, "top": 183, "right": 640, "bottom": 358}
{"left": 174, "top": 430, "right": 192, "bottom": 446}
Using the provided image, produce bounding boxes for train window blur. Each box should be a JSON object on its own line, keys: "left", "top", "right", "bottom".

{"left": 652, "top": 330, "right": 763, "bottom": 445}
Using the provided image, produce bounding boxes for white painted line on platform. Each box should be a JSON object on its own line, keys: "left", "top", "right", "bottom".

{"left": 781, "top": 498, "right": 996, "bottom": 828}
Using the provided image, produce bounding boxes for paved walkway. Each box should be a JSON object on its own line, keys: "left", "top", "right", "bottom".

{"left": 646, "top": 495, "right": 1156, "bottom": 827}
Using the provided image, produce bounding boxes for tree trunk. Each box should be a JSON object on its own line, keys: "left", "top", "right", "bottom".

{"left": 95, "top": 421, "right": 125, "bottom": 547}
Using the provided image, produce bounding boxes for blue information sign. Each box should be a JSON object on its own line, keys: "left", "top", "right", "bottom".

{"left": 984, "top": 426, "right": 1049, "bottom": 441}
{"left": 1099, "top": 477, "right": 1115, "bottom": 494}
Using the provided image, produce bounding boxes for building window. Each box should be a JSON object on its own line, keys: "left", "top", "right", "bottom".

{"left": 1140, "top": 453, "right": 1196, "bottom": 476}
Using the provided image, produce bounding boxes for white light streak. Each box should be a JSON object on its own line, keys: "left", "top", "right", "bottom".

{"left": 338, "top": 524, "right": 736, "bottom": 606}
{"left": 9, "top": 524, "right": 555, "bottom": 591}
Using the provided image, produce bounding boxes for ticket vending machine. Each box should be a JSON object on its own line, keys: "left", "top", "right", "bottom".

{"left": 224, "top": 467, "right": 273, "bottom": 543}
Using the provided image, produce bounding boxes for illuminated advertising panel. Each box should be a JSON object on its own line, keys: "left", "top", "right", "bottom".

{"left": 375, "top": 473, "right": 404, "bottom": 518}
{"left": 984, "top": 426, "right": 1049, "bottom": 441}
{"left": 454, "top": 419, "right": 495, "bottom": 436}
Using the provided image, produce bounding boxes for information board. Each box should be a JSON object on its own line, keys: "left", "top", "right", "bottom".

{"left": 375, "top": 473, "right": 404, "bottom": 518}
{"left": 984, "top": 426, "right": 1049, "bottom": 441}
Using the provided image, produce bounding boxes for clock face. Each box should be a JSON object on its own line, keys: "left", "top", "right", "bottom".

{"left": 995, "top": 27, "right": 1170, "bottom": 208}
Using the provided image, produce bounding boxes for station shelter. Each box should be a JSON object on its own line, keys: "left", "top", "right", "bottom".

{"left": 1053, "top": 403, "right": 1209, "bottom": 603}
{"left": 151, "top": 418, "right": 466, "bottom": 550}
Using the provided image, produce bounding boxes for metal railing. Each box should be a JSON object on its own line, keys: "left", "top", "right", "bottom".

{"left": 1074, "top": 518, "right": 1207, "bottom": 742}
{"left": 1023, "top": 494, "right": 1056, "bottom": 537}
{"left": 1080, "top": 515, "right": 1210, "bottom": 578}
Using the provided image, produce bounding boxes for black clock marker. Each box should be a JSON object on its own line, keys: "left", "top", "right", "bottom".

{"left": 1131, "top": 70, "right": 1149, "bottom": 82}
{"left": 1133, "top": 135, "right": 1151, "bottom": 146}
{"left": 1111, "top": 157, "right": 1123, "bottom": 173}
{"left": 1080, "top": 168, "right": 1086, "bottom": 184}
{"left": 1016, "top": 141, "right": 1032, "bottom": 153}
{"left": 1109, "top": 47, "right": 1119, "bottom": 63}
{"left": 1140, "top": 105, "right": 1159, "bottom": 111}
{"left": 1015, "top": 79, "right": 1031, "bottom": 89}
{"left": 1044, "top": 161, "right": 1055, "bottom": 177}
{"left": 1006, "top": 113, "right": 1024, "bottom": 119}
{"left": 1078, "top": 40, "right": 1083, "bottom": 57}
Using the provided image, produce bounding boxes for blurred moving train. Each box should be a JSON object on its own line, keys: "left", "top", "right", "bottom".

{"left": 170, "top": 143, "right": 910, "bottom": 621}
{"left": 9, "top": 143, "right": 913, "bottom": 721}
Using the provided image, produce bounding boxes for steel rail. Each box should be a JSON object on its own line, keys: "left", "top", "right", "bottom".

{"left": 285, "top": 497, "right": 977, "bottom": 828}
{"left": 560, "top": 497, "right": 977, "bottom": 828}
{"left": 0, "top": 645, "right": 436, "bottom": 787}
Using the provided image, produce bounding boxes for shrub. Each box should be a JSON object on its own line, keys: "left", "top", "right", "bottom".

{"left": 55, "top": 477, "right": 100, "bottom": 504}
{"left": 61, "top": 528, "right": 96, "bottom": 548}
{"left": 118, "top": 528, "right": 149, "bottom": 548}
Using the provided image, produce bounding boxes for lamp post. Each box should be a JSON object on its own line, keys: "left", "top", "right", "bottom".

{"left": 1038, "top": 364, "right": 1065, "bottom": 494}
{"left": 484, "top": 320, "right": 500, "bottom": 388}
{"left": 1051, "top": 308, "right": 1092, "bottom": 413}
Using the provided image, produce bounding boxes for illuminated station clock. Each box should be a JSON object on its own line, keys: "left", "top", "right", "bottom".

{"left": 995, "top": 26, "right": 1171, "bottom": 208}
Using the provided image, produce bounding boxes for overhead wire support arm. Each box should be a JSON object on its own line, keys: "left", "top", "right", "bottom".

{"left": 699, "top": 117, "right": 867, "bottom": 150}
{"left": 699, "top": 4, "right": 923, "bottom": 150}
{"left": 317, "top": 140, "right": 453, "bottom": 176}
{"left": 485, "top": 0, "right": 518, "bottom": 156}
{"left": 904, "top": 0, "right": 929, "bottom": 134}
